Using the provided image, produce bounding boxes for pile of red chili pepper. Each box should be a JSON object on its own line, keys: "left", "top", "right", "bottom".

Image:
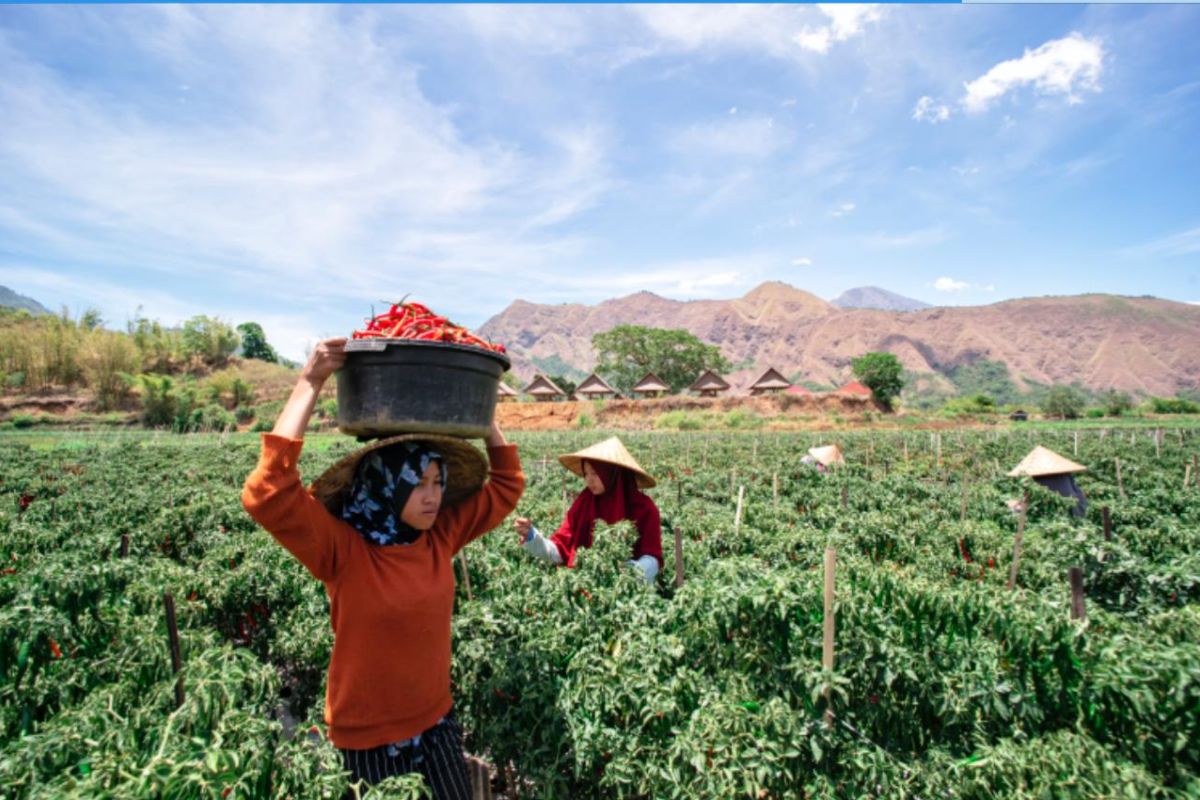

{"left": 351, "top": 300, "right": 506, "bottom": 354}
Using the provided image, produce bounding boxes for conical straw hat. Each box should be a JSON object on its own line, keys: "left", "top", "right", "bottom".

{"left": 807, "top": 444, "right": 844, "bottom": 467}
{"left": 559, "top": 436, "right": 656, "bottom": 489}
{"left": 1007, "top": 445, "right": 1086, "bottom": 478}
{"left": 310, "top": 433, "right": 488, "bottom": 515}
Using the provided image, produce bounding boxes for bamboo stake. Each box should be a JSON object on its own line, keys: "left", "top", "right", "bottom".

{"left": 1007, "top": 508, "right": 1026, "bottom": 591}
{"left": 673, "top": 526, "right": 685, "bottom": 588}
{"left": 1185, "top": 464, "right": 1192, "bottom": 490}
{"left": 734, "top": 486, "right": 745, "bottom": 533}
{"left": 1068, "top": 567, "right": 1087, "bottom": 622}
{"left": 1155, "top": 429, "right": 1161, "bottom": 459}
{"left": 163, "top": 592, "right": 185, "bottom": 709}
{"left": 458, "top": 552, "right": 473, "bottom": 602}
{"left": 1074, "top": 430, "right": 1079, "bottom": 458}
{"left": 119, "top": 534, "right": 129, "bottom": 559}
{"left": 772, "top": 472, "right": 779, "bottom": 512}
{"left": 1115, "top": 458, "right": 1127, "bottom": 501}
{"left": 1102, "top": 506, "right": 1112, "bottom": 542}
{"left": 903, "top": 439, "right": 909, "bottom": 465}
{"left": 822, "top": 547, "right": 836, "bottom": 726}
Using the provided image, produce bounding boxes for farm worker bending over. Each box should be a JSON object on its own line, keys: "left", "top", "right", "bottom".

{"left": 514, "top": 436, "right": 662, "bottom": 583}
{"left": 241, "top": 337, "right": 524, "bottom": 799}
{"left": 800, "top": 443, "right": 844, "bottom": 474}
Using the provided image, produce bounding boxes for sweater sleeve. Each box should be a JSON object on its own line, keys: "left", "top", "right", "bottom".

{"left": 241, "top": 434, "right": 346, "bottom": 583}
{"left": 435, "top": 444, "right": 525, "bottom": 555}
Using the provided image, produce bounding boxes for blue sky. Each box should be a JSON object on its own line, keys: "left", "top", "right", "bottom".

{"left": 1, "top": 5, "right": 1197, "bottom": 362}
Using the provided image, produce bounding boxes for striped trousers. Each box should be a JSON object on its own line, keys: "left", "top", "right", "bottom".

{"left": 340, "top": 715, "right": 472, "bottom": 800}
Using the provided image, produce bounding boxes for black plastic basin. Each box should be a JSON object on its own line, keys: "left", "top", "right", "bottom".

{"left": 336, "top": 339, "right": 511, "bottom": 439}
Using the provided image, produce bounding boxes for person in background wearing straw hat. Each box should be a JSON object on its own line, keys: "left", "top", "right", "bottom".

{"left": 513, "top": 436, "right": 662, "bottom": 583}
{"left": 241, "top": 337, "right": 524, "bottom": 799}
{"left": 800, "top": 444, "right": 844, "bottom": 474}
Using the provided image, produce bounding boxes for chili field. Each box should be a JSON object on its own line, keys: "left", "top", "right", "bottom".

{"left": 1, "top": 427, "right": 1198, "bottom": 799}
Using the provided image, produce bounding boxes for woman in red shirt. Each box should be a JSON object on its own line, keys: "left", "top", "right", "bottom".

{"left": 242, "top": 337, "right": 523, "bottom": 798}
{"left": 514, "top": 437, "right": 662, "bottom": 582}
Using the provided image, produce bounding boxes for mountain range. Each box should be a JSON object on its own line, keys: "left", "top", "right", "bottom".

{"left": 0, "top": 285, "right": 50, "bottom": 316}
{"left": 832, "top": 286, "right": 930, "bottom": 312}
{"left": 479, "top": 282, "right": 1200, "bottom": 397}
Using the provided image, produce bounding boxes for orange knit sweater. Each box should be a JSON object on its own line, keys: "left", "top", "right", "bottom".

{"left": 241, "top": 434, "right": 524, "bottom": 749}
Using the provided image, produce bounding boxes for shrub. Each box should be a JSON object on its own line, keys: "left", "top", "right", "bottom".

{"left": 654, "top": 410, "right": 704, "bottom": 431}
{"left": 3, "top": 371, "right": 24, "bottom": 389}
{"left": 1085, "top": 407, "right": 1105, "bottom": 418}
{"left": 81, "top": 329, "right": 139, "bottom": 411}
{"left": 577, "top": 413, "right": 595, "bottom": 429}
{"left": 11, "top": 414, "right": 35, "bottom": 429}
{"left": 138, "top": 375, "right": 177, "bottom": 427}
{"left": 317, "top": 398, "right": 338, "bottom": 419}
{"left": 1101, "top": 389, "right": 1134, "bottom": 417}
{"left": 942, "top": 394, "right": 996, "bottom": 416}
{"left": 235, "top": 406, "right": 256, "bottom": 424}
{"left": 724, "top": 408, "right": 764, "bottom": 430}
{"left": 1042, "top": 386, "right": 1086, "bottom": 420}
{"left": 182, "top": 404, "right": 236, "bottom": 433}
{"left": 1148, "top": 396, "right": 1200, "bottom": 414}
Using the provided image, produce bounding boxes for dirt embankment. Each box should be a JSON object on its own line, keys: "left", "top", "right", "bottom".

{"left": 495, "top": 393, "right": 879, "bottom": 431}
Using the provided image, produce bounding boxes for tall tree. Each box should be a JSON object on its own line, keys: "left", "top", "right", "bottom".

{"left": 851, "top": 351, "right": 904, "bottom": 411}
{"left": 236, "top": 322, "right": 279, "bottom": 363}
{"left": 181, "top": 315, "right": 239, "bottom": 367}
{"left": 592, "top": 325, "right": 730, "bottom": 395}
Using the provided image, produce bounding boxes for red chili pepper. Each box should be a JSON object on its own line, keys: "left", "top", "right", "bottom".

{"left": 49, "top": 639, "right": 62, "bottom": 659}
{"left": 0, "top": 568, "right": 15, "bottom": 576}
{"left": 351, "top": 301, "right": 506, "bottom": 354}
{"left": 18, "top": 494, "right": 34, "bottom": 511}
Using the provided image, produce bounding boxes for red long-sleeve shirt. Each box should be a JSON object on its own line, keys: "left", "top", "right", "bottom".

{"left": 242, "top": 434, "right": 524, "bottom": 749}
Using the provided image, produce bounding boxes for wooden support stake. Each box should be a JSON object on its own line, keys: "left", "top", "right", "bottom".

{"left": 936, "top": 434, "right": 942, "bottom": 468}
{"left": 960, "top": 480, "right": 968, "bottom": 522}
{"left": 1185, "top": 464, "right": 1192, "bottom": 490}
{"left": 458, "top": 552, "right": 473, "bottom": 602}
{"left": 1007, "top": 509, "right": 1026, "bottom": 591}
{"left": 734, "top": 486, "right": 745, "bottom": 533}
{"left": 840, "top": 484, "right": 849, "bottom": 511}
{"left": 1193, "top": 455, "right": 1198, "bottom": 488}
{"left": 1102, "top": 506, "right": 1112, "bottom": 542}
{"left": 1074, "top": 430, "right": 1079, "bottom": 458}
{"left": 163, "top": 592, "right": 184, "bottom": 709}
{"left": 119, "top": 534, "right": 129, "bottom": 558}
{"left": 673, "top": 526, "right": 684, "bottom": 589}
{"left": 822, "top": 547, "right": 836, "bottom": 725}
{"left": 772, "top": 473, "right": 779, "bottom": 511}
{"left": 677, "top": 479, "right": 683, "bottom": 510}
{"left": 1155, "top": 429, "right": 1161, "bottom": 459}
{"left": 903, "top": 439, "right": 909, "bottom": 465}
{"left": 1068, "top": 567, "right": 1087, "bottom": 622}
{"left": 1115, "top": 458, "right": 1127, "bottom": 501}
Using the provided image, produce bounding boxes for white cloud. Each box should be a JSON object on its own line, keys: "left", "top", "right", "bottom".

{"left": 670, "top": 116, "right": 785, "bottom": 159}
{"left": 932, "top": 276, "right": 968, "bottom": 292}
{"left": 795, "top": 4, "right": 883, "bottom": 54}
{"left": 831, "top": 202, "right": 856, "bottom": 218}
{"left": 1123, "top": 225, "right": 1200, "bottom": 258}
{"left": 792, "top": 257, "right": 813, "bottom": 266}
{"left": 633, "top": 4, "right": 879, "bottom": 59}
{"left": 963, "top": 33, "right": 1104, "bottom": 114}
{"left": 0, "top": 7, "right": 615, "bottom": 353}
{"left": 912, "top": 96, "right": 951, "bottom": 124}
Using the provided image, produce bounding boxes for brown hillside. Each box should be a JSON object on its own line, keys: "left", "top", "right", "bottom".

{"left": 479, "top": 285, "right": 1200, "bottom": 396}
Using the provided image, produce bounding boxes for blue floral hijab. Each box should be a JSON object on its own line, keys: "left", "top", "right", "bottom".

{"left": 340, "top": 442, "right": 447, "bottom": 546}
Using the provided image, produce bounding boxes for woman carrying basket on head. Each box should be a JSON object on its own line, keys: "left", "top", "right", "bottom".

{"left": 241, "top": 337, "right": 524, "bottom": 799}
{"left": 514, "top": 436, "right": 662, "bottom": 583}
